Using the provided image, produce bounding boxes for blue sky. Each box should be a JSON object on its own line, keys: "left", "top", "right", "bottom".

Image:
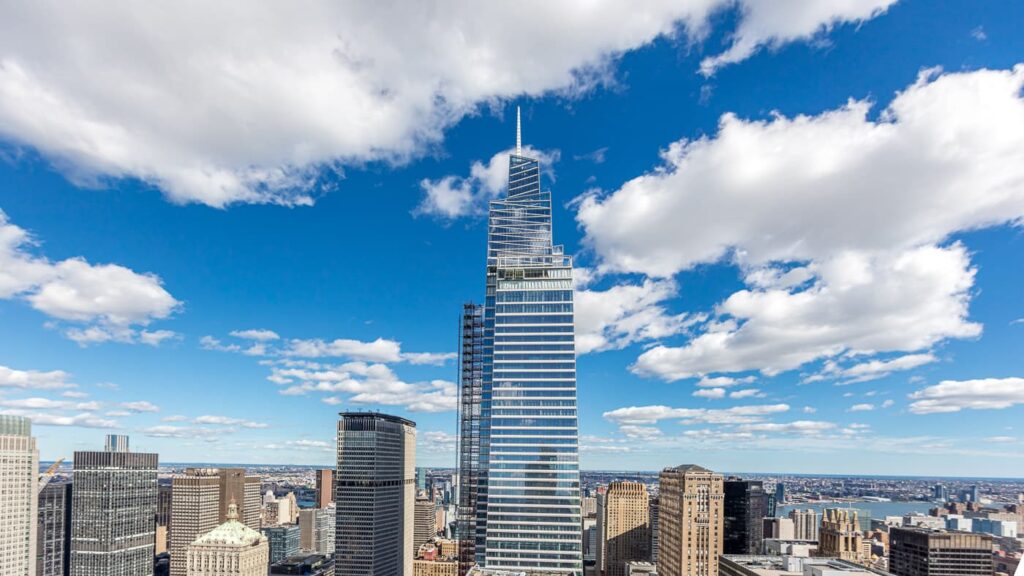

{"left": 1, "top": 0, "right": 1023, "bottom": 476}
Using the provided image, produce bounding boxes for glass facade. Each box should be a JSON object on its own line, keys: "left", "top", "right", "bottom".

{"left": 469, "top": 151, "right": 582, "bottom": 574}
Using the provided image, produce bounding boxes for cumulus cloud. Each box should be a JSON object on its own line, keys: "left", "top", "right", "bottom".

{"left": 849, "top": 403, "right": 875, "bottom": 412}
{"left": 575, "top": 278, "right": 700, "bottom": 354}
{"left": 603, "top": 403, "right": 789, "bottom": 425}
{"left": 0, "top": 364, "right": 75, "bottom": 390}
{"left": 908, "top": 377, "right": 1024, "bottom": 414}
{"left": 0, "top": 211, "right": 179, "bottom": 342}
{"left": 579, "top": 66, "right": 1024, "bottom": 380}
{"left": 693, "top": 387, "right": 726, "bottom": 399}
{"left": 736, "top": 420, "right": 836, "bottom": 434}
{"left": 0, "top": 397, "right": 99, "bottom": 411}
{"left": 0, "top": 2, "right": 890, "bottom": 206}
{"left": 229, "top": 329, "right": 280, "bottom": 341}
{"left": 415, "top": 146, "right": 558, "bottom": 219}
{"left": 0, "top": 408, "right": 118, "bottom": 429}
{"left": 194, "top": 415, "right": 269, "bottom": 429}
{"left": 270, "top": 362, "right": 457, "bottom": 412}
{"left": 141, "top": 425, "right": 223, "bottom": 441}
{"left": 285, "top": 337, "right": 403, "bottom": 362}
{"left": 805, "top": 353, "right": 937, "bottom": 384}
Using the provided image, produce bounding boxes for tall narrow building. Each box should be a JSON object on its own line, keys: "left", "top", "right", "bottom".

{"left": 598, "top": 482, "right": 650, "bottom": 576}
{"left": 335, "top": 412, "right": 416, "bottom": 576}
{"left": 819, "top": 509, "right": 864, "bottom": 563}
{"left": 658, "top": 465, "right": 724, "bottom": 576}
{"left": 722, "top": 479, "right": 768, "bottom": 555}
{"left": 169, "top": 469, "right": 222, "bottom": 576}
{"left": 0, "top": 415, "right": 38, "bottom": 576}
{"left": 456, "top": 303, "right": 484, "bottom": 576}
{"left": 37, "top": 481, "right": 72, "bottom": 576}
{"left": 471, "top": 107, "right": 583, "bottom": 574}
{"left": 70, "top": 434, "right": 158, "bottom": 576}
{"left": 415, "top": 498, "right": 436, "bottom": 557}
{"left": 314, "top": 470, "right": 334, "bottom": 508}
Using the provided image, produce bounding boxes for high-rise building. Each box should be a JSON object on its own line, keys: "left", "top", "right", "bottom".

{"left": 723, "top": 479, "right": 768, "bottom": 555}
{"left": 217, "top": 469, "right": 261, "bottom": 530}
{"left": 417, "top": 468, "right": 427, "bottom": 492}
{"left": 598, "top": 482, "right": 650, "bottom": 576}
{"left": 335, "top": 412, "right": 416, "bottom": 576}
{"left": 70, "top": 434, "right": 158, "bottom": 576}
{"left": 170, "top": 469, "right": 222, "bottom": 576}
{"left": 37, "top": 481, "right": 71, "bottom": 576}
{"left": 263, "top": 525, "right": 301, "bottom": 564}
{"left": 299, "top": 507, "right": 334, "bottom": 555}
{"left": 0, "top": 415, "right": 38, "bottom": 576}
{"left": 889, "top": 527, "right": 992, "bottom": 576}
{"left": 471, "top": 107, "right": 583, "bottom": 574}
{"left": 774, "top": 483, "right": 785, "bottom": 506}
{"left": 649, "top": 497, "right": 659, "bottom": 565}
{"left": 658, "top": 465, "right": 724, "bottom": 576}
{"left": 415, "top": 498, "right": 436, "bottom": 556}
{"left": 185, "top": 502, "right": 268, "bottom": 576}
{"left": 156, "top": 484, "right": 173, "bottom": 555}
{"left": 819, "top": 509, "right": 864, "bottom": 563}
{"left": 788, "top": 509, "right": 819, "bottom": 542}
{"left": 315, "top": 470, "right": 334, "bottom": 509}
{"left": 932, "top": 485, "right": 948, "bottom": 502}
{"left": 456, "top": 302, "right": 484, "bottom": 576}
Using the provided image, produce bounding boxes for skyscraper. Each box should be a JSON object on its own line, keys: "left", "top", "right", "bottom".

{"left": 70, "top": 434, "right": 158, "bottom": 576}
{"left": 37, "top": 481, "right": 72, "bottom": 576}
{"left": 789, "top": 509, "right": 819, "bottom": 541}
{"left": 456, "top": 302, "right": 484, "bottom": 576}
{"left": 335, "top": 412, "right": 416, "bottom": 576}
{"left": 1, "top": 415, "right": 38, "bottom": 576}
{"left": 315, "top": 470, "right": 334, "bottom": 508}
{"left": 598, "top": 482, "right": 650, "bottom": 576}
{"left": 722, "top": 479, "right": 768, "bottom": 555}
{"left": 774, "top": 483, "right": 785, "bottom": 506}
{"left": 889, "top": 527, "right": 993, "bottom": 576}
{"left": 658, "top": 465, "right": 724, "bottom": 576}
{"left": 170, "top": 469, "right": 222, "bottom": 576}
{"left": 649, "top": 497, "right": 659, "bottom": 565}
{"left": 470, "top": 107, "right": 583, "bottom": 574}
{"left": 217, "top": 469, "right": 261, "bottom": 530}
{"left": 299, "top": 506, "right": 335, "bottom": 555}
{"left": 415, "top": 498, "right": 436, "bottom": 556}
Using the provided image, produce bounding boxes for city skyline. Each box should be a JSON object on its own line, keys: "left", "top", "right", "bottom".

{"left": 2, "top": 0, "right": 1024, "bottom": 478}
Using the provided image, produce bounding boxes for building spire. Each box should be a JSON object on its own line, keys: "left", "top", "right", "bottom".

{"left": 226, "top": 497, "right": 239, "bottom": 521}
{"left": 516, "top": 105, "right": 522, "bottom": 156}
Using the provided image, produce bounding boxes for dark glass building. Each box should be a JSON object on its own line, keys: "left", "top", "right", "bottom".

{"left": 457, "top": 302, "right": 484, "bottom": 575}
{"left": 37, "top": 481, "right": 72, "bottom": 576}
{"left": 270, "top": 554, "right": 336, "bottom": 576}
{"left": 723, "top": 479, "right": 768, "bottom": 555}
{"left": 263, "top": 525, "right": 301, "bottom": 564}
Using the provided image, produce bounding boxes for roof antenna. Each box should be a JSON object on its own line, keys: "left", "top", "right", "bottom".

{"left": 516, "top": 106, "right": 522, "bottom": 157}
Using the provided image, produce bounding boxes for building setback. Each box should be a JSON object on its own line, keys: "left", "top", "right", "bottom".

{"left": 70, "top": 435, "right": 158, "bottom": 576}
{"left": 889, "top": 527, "right": 993, "bottom": 576}
{"left": 658, "top": 465, "right": 724, "bottom": 576}
{"left": 1, "top": 415, "right": 38, "bottom": 576}
{"left": 335, "top": 412, "right": 416, "bottom": 576}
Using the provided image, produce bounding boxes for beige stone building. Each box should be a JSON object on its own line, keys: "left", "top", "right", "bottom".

{"left": 0, "top": 415, "right": 37, "bottom": 576}
{"left": 185, "top": 502, "right": 268, "bottom": 576}
{"left": 819, "top": 509, "right": 864, "bottom": 563}
{"left": 657, "top": 465, "right": 723, "bottom": 576}
{"left": 597, "top": 482, "right": 650, "bottom": 576}
{"left": 413, "top": 559, "right": 458, "bottom": 576}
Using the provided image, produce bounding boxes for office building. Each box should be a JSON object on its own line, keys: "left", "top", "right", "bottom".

{"left": 649, "top": 497, "right": 659, "bottom": 564}
{"left": 932, "top": 485, "right": 948, "bottom": 502}
{"left": 70, "top": 434, "right": 157, "bottom": 576}
{"left": 762, "top": 539, "right": 817, "bottom": 557}
{"left": 0, "top": 415, "right": 38, "bottom": 576}
{"left": 723, "top": 479, "right": 768, "bottom": 555}
{"left": 170, "top": 470, "right": 221, "bottom": 576}
{"left": 417, "top": 468, "right": 427, "bottom": 492}
{"left": 270, "top": 554, "right": 335, "bottom": 576}
{"left": 335, "top": 412, "right": 416, "bottom": 576}
{"left": 156, "top": 484, "right": 173, "bottom": 555}
{"left": 217, "top": 469, "right": 261, "bottom": 530}
{"left": 315, "top": 470, "right": 334, "bottom": 509}
{"left": 185, "top": 502, "right": 268, "bottom": 576}
{"left": 263, "top": 525, "right": 301, "bottom": 564}
{"left": 762, "top": 518, "right": 795, "bottom": 541}
{"left": 658, "top": 465, "right": 724, "bottom": 576}
{"left": 299, "top": 506, "right": 335, "bottom": 555}
{"left": 598, "top": 482, "right": 650, "bottom": 576}
{"left": 456, "top": 302, "right": 484, "bottom": 576}
{"left": 819, "top": 509, "right": 864, "bottom": 563}
{"left": 37, "top": 481, "right": 72, "bottom": 576}
{"left": 470, "top": 108, "right": 583, "bottom": 574}
{"left": 789, "top": 509, "right": 819, "bottom": 542}
{"left": 774, "top": 483, "right": 785, "bottom": 506}
{"left": 889, "top": 527, "right": 992, "bottom": 576}
{"left": 415, "top": 498, "right": 436, "bottom": 556}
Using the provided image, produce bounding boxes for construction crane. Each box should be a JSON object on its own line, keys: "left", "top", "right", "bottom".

{"left": 38, "top": 458, "right": 64, "bottom": 494}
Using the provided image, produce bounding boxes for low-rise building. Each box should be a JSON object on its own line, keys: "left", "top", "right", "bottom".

{"left": 719, "top": 555, "right": 893, "bottom": 576}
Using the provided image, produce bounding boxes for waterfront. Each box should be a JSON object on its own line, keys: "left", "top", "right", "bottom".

{"left": 778, "top": 501, "right": 936, "bottom": 530}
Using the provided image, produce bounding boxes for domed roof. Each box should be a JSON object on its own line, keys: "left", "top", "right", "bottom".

{"left": 192, "top": 501, "right": 265, "bottom": 547}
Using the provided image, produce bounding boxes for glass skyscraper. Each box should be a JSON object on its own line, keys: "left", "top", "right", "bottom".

{"left": 459, "top": 112, "right": 582, "bottom": 574}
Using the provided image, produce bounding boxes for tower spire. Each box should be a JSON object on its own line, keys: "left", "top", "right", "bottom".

{"left": 516, "top": 106, "right": 522, "bottom": 156}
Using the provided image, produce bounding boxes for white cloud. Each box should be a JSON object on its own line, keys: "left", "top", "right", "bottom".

{"left": 119, "top": 401, "right": 160, "bottom": 413}
{"left": 849, "top": 403, "right": 875, "bottom": 412}
{"left": 0, "top": 2, "right": 890, "bottom": 207}
{"left": 401, "top": 352, "right": 457, "bottom": 366}
{"left": 284, "top": 337, "right": 402, "bottom": 362}
{"left": 0, "top": 409, "right": 118, "bottom": 429}
{"left": 697, "top": 375, "right": 756, "bottom": 388}
{"left": 736, "top": 420, "right": 836, "bottom": 434}
{"left": 881, "top": 399, "right": 894, "bottom": 408}
{"left": 580, "top": 66, "right": 1024, "bottom": 380}
{"left": 985, "top": 436, "right": 1016, "bottom": 443}
{"left": 61, "top": 390, "right": 89, "bottom": 398}
{"left": 693, "top": 387, "right": 726, "bottom": 399}
{"left": 0, "top": 364, "right": 75, "bottom": 390}
{"left": 729, "top": 388, "right": 763, "bottom": 399}
{"left": 194, "top": 415, "right": 269, "bottom": 429}
{"left": 141, "top": 425, "right": 224, "bottom": 441}
{"left": 0, "top": 211, "right": 179, "bottom": 341}
{"left": 229, "top": 329, "right": 280, "bottom": 341}
{"left": 419, "top": 430, "right": 458, "bottom": 452}
{"left": 908, "top": 377, "right": 1024, "bottom": 414}
{"left": 0, "top": 397, "right": 99, "bottom": 410}
{"left": 415, "top": 146, "right": 558, "bottom": 219}
{"left": 270, "top": 362, "right": 457, "bottom": 413}
{"left": 603, "top": 403, "right": 789, "bottom": 425}
{"left": 699, "top": 0, "right": 897, "bottom": 74}
{"left": 805, "top": 353, "right": 936, "bottom": 384}
{"left": 619, "top": 425, "right": 664, "bottom": 440}
{"left": 161, "top": 415, "right": 188, "bottom": 422}
{"left": 802, "top": 406, "right": 817, "bottom": 414}
{"left": 575, "top": 278, "right": 699, "bottom": 354}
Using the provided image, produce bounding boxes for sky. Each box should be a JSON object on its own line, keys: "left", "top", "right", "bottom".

{"left": 1, "top": 0, "right": 1023, "bottom": 477}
